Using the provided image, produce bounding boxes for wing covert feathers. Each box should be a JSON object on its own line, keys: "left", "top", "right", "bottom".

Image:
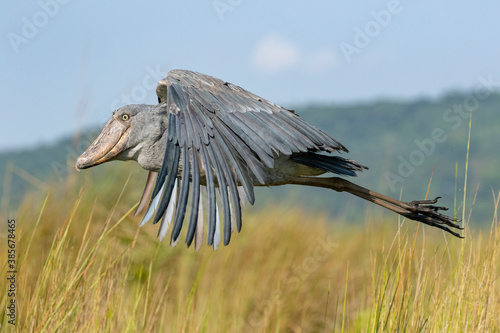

{"left": 142, "top": 70, "right": 357, "bottom": 249}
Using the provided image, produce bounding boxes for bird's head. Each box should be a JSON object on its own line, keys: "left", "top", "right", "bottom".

{"left": 75, "top": 104, "right": 167, "bottom": 172}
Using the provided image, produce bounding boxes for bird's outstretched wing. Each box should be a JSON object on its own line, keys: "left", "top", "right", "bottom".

{"left": 141, "top": 69, "right": 346, "bottom": 249}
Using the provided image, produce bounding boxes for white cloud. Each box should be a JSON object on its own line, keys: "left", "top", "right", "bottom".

{"left": 252, "top": 33, "right": 301, "bottom": 73}
{"left": 252, "top": 33, "right": 336, "bottom": 75}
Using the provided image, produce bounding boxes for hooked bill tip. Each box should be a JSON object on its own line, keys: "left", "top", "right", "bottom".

{"left": 74, "top": 157, "right": 89, "bottom": 172}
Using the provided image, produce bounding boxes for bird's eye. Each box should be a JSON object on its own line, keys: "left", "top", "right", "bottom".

{"left": 122, "top": 114, "right": 130, "bottom": 121}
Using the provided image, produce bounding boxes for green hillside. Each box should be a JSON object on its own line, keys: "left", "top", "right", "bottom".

{"left": 1, "top": 91, "right": 498, "bottom": 225}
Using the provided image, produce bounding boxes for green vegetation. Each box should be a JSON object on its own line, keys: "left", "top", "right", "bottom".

{"left": 1, "top": 91, "right": 498, "bottom": 225}
{"left": 0, "top": 157, "right": 499, "bottom": 331}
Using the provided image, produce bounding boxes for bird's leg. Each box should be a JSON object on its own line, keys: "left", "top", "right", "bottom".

{"left": 135, "top": 171, "right": 158, "bottom": 217}
{"left": 288, "top": 176, "right": 463, "bottom": 238}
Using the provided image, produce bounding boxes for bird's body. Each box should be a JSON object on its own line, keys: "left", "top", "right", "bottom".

{"left": 112, "top": 108, "right": 338, "bottom": 185}
{"left": 76, "top": 69, "right": 462, "bottom": 249}
{"left": 136, "top": 130, "right": 338, "bottom": 186}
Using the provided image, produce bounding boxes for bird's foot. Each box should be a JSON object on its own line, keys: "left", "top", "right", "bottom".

{"left": 402, "top": 196, "right": 463, "bottom": 238}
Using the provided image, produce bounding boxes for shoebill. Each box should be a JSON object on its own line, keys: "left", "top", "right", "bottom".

{"left": 75, "top": 69, "right": 462, "bottom": 250}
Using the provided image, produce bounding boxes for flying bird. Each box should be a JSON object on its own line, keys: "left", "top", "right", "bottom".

{"left": 76, "top": 70, "right": 462, "bottom": 249}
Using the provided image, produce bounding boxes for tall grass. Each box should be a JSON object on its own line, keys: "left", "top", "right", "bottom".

{"left": 1, "top": 134, "right": 499, "bottom": 332}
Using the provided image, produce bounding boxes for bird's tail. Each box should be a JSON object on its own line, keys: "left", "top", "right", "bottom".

{"left": 290, "top": 152, "right": 368, "bottom": 177}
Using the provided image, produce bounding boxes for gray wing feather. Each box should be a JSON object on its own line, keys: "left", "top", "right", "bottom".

{"left": 185, "top": 149, "right": 200, "bottom": 247}
{"left": 144, "top": 69, "right": 348, "bottom": 248}
{"left": 198, "top": 144, "right": 217, "bottom": 246}
{"left": 170, "top": 145, "right": 190, "bottom": 243}
{"left": 194, "top": 187, "right": 204, "bottom": 251}
{"left": 216, "top": 111, "right": 274, "bottom": 167}
{"left": 153, "top": 121, "right": 180, "bottom": 225}
{"left": 158, "top": 179, "right": 177, "bottom": 241}
{"left": 204, "top": 138, "right": 231, "bottom": 245}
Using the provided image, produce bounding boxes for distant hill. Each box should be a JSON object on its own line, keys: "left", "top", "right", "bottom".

{"left": 1, "top": 91, "right": 498, "bottom": 225}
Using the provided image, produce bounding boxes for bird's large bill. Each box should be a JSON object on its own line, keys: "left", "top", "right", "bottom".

{"left": 75, "top": 118, "right": 130, "bottom": 171}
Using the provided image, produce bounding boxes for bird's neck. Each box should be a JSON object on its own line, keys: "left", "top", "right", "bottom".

{"left": 138, "top": 131, "right": 168, "bottom": 172}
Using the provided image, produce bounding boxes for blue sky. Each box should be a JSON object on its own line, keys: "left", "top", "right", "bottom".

{"left": 1, "top": 1, "right": 499, "bottom": 152}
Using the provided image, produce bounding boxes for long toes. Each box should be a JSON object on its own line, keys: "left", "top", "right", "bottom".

{"left": 431, "top": 211, "right": 462, "bottom": 225}
{"left": 402, "top": 196, "right": 464, "bottom": 237}
{"left": 424, "top": 220, "right": 463, "bottom": 237}
{"left": 419, "top": 213, "right": 463, "bottom": 230}
{"left": 418, "top": 207, "right": 449, "bottom": 218}
{"left": 428, "top": 223, "right": 464, "bottom": 238}
{"left": 390, "top": 195, "right": 463, "bottom": 237}
{"left": 421, "top": 207, "right": 461, "bottom": 222}
{"left": 409, "top": 196, "right": 441, "bottom": 206}
{"left": 418, "top": 209, "right": 462, "bottom": 228}
{"left": 425, "top": 205, "right": 448, "bottom": 211}
{"left": 408, "top": 197, "right": 450, "bottom": 212}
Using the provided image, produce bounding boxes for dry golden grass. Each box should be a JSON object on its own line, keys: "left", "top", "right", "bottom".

{"left": 1, "top": 161, "right": 499, "bottom": 332}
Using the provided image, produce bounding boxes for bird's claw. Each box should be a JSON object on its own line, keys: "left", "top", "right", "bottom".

{"left": 403, "top": 196, "right": 464, "bottom": 238}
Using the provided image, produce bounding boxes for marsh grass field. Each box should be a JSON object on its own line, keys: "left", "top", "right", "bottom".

{"left": 1, "top": 145, "right": 499, "bottom": 332}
